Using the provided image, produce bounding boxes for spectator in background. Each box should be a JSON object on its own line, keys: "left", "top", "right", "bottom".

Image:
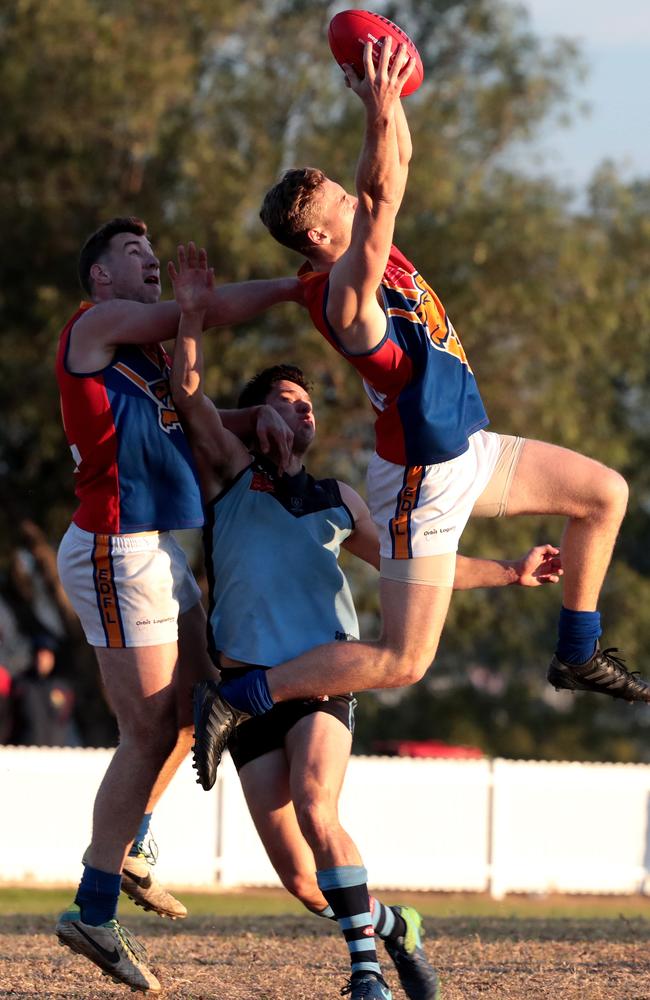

{"left": 0, "top": 583, "right": 33, "bottom": 677}
{"left": 7, "top": 520, "right": 118, "bottom": 747}
{"left": 11, "top": 634, "right": 80, "bottom": 747}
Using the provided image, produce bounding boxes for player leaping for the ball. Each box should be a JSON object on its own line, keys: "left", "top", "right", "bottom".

{"left": 170, "top": 242, "right": 562, "bottom": 1000}
{"left": 193, "top": 34, "right": 650, "bottom": 791}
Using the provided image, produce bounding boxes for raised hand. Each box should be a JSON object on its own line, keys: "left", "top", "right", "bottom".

{"left": 342, "top": 36, "right": 414, "bottom": 102}
{"left": 168, "top": 242, "right": 214, "bottom": 315}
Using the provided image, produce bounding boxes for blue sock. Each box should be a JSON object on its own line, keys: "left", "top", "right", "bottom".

{"left": 128, "top": 813, "right": 152, "bottom": 856}
{"left": 317, "top": 865, "right": 381, "bottom": 980}
{"left": 75, "top": 865, "right": 122, "bottom": 925}
{"left": 556, "top": 607, "right": 602, "bottom": 664}
{"left": 219, "top": 669, "right": 274, "bottom": 716}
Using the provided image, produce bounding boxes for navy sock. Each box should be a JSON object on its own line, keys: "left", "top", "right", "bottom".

{"left": 370, "top": 896, "right": 407, "bottom": 944}
{"left": 219, "top": 668, "right": 274, "bottom": 716}
{"left": 129, "top": 812, "right": 152, "bottom": 856}
{"left": 556, "top": 607, "right": 602, "bottom": 664}
{"left": 75, "top": 865, "right": 122, "bottom": 926}
{"left": 317, "top": 865, "right": 381, "bottom": 979}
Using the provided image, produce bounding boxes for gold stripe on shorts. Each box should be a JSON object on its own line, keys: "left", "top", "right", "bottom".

{"left": 92, "top": 534, "right": 125, "bottom": 648}
{"left": 390, "top": 465, "right": 425, "bottom": 560}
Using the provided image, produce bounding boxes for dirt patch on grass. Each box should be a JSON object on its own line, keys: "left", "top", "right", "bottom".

{"left": 1, "top": 914, "right": 649, "bottom": 999}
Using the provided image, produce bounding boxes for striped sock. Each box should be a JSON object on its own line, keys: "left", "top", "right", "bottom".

{"left": 370, "top": 896, "right": 407, "bottom": 944}
{"left": 317, "top": 865, "right": 381, "bottom": 979}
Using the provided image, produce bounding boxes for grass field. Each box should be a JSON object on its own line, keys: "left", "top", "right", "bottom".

{"left": 1, "top": 889, "right": 649, "bottom": 999}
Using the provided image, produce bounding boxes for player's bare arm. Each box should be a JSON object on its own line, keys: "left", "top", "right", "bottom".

{"left": 168, "top": 243, "right": 250, "bottom": 499}
{"left": 339, "top": 483, "right": 381, "bottom": 568}
{"left": 69, "top": 279, "right": 302, "bottom": 373}
{"left": 454, "top": 545, "right": 563, "bottom": 589}
{"left": 219, "top": 404, "right": 293, "bottom": 476}
{"left": 394, "top": 96, "right": 413, "bottom": 177}
{"left": 326, "top": 37, "right": 414, "bottom": 353}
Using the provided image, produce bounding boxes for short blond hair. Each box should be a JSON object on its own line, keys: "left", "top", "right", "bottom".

{"left": 259, "top": 168, "right": 326, "bottom": 255}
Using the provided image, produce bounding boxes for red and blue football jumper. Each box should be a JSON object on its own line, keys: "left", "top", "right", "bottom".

{"left": 56, "top": 302, "right": 203, "bottom": 534}
{"left": 299, "top": 246, "right": 488, "bottom": 466}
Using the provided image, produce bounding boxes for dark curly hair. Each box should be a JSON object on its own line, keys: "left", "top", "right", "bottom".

{"left": 238, "top": 364, "right": 312, "bottom": 408}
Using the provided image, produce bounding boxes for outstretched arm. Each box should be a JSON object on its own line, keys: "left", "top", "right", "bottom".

{"left": 168, "top": 244, "right": 250, "bottom": 498}
{"left": 339, "top": 486, "right": 562, "bottom": 590}
{"left": 326, "top": 38, "right": 415, "bottom": 353}
{"left": 204, "top": 276, "right": 303, "bottom": 329}
{"left": 69, "top": 274, "right": 303, "bottom": 373}
{"left": 454, "top": 546, "right": 563, "bottom": 589}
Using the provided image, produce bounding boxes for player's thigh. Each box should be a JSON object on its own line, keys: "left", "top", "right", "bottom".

{"left": 94, "top": 642, "right": 179, "bottom": 740}
{"left": 239, "top": 750, "right": 317, "bottom": 883}
{"left": 506, "top": 439, "right": 626, "bottom": 518}
{"left": 285, "top": 710, "right": 353, "bottom": 811}
{"left": 379, "top": 576, "right": 452, "bottom": 668}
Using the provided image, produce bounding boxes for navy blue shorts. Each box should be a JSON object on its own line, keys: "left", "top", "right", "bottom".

{"left": 222, "top": 666, "right": 356, "bottom": 773}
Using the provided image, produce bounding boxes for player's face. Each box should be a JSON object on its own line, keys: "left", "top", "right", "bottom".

{"left": 265, "top": 380, "right": 316, "bottom": 456}
{"left": 313, "top": 177, "right": 358, "bottom": 250}
{"left": 102, "top": 233, "right": 161, "bottom": 303}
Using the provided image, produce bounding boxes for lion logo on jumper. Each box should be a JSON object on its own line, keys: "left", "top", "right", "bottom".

{"left": 113, "top": 362, "right": 181, "bottom": 433}
{"left": 384, "top": 268, "right": 472, "bottom": 371}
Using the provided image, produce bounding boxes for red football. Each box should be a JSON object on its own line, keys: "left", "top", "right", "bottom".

{"left": 328, "top": 9, "right": 424, "bottom": 97}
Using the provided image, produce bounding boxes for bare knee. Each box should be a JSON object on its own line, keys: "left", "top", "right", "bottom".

{"left": 117, "top": 707, "right": 179, "bottom": 765}
{"left": 375, "top": 646, "right": 435, "bottom": 687}
{"left": 392, "top": 655, "right": 433, "bottom": 686}
{"left": 295, "top": 795, "right": 341, "bottom": 854}
{"left": 595, "top": 468, "right": 629, "bottom": 520}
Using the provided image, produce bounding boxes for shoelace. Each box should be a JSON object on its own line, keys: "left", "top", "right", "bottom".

{"left": 600, "top": 648, "right": 643, "bottom": 682}
{"left": 341, "top": 976, "right": 385, "bottom": 997}
{"left": 133, "top": 831, "right": 159, "bottom": 866}
{"left": 114, "top": 921, "right": 149, "bottom": 963}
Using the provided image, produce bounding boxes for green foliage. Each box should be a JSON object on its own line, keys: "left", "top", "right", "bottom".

{"left": 1, "top": 0, "right": 649, "bottom": 759}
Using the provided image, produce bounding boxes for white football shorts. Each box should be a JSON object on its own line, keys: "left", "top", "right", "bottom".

{"left": 368, "top": 430, "right": 524, "bottom": 578}
{"left": 57, "top": 522, "right": 202, "bottom": 648}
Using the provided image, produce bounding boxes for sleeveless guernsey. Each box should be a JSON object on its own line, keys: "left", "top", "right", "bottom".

{"left": 56, "top": 302, "right": 203, "bottom": 534}
{"left": 203, "top": 461, "right": 359, "bottom": 666}
{"left": 299, "top": 245, "right": 488, "bottom": 466}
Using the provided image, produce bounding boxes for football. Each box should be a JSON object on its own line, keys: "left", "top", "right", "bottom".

{"left": 328, "top": 9, "right": 424, "bottom": 96}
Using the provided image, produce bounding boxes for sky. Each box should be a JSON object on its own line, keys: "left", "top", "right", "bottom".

{"left": 517, "top": 0, "right": 650, "bottom": 193}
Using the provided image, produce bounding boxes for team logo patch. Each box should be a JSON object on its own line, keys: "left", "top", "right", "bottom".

{"left": 113, "top": 362, "right": 181, "bottom": 434}
{"left": 384, "top": 267, "right": 472, "bottom": 370}
{"left": 250, "top": 471, "right": 275, "bottom": 493}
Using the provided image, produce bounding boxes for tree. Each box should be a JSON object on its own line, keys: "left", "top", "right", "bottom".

{"left": 2, "top": 0, "right": 649, "bottom": 759}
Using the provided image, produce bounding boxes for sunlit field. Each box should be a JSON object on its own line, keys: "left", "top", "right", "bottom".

{"left": 2, "top": 889, "right": 649, "bottom": 999}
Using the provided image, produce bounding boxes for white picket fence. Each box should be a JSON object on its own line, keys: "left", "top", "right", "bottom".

{"left": 2, "top": 746, "right": 650, "bottom": 896}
